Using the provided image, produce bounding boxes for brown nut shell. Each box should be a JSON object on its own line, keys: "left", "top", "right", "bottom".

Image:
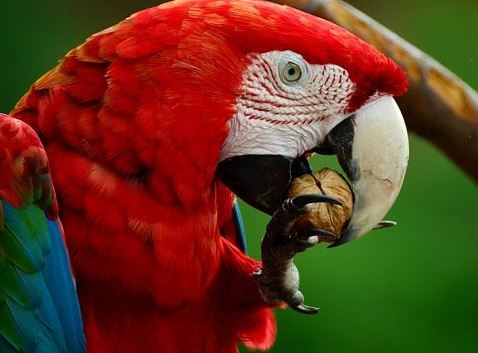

{"left": 287, "top": 168, "right": 354, "bottom": 242}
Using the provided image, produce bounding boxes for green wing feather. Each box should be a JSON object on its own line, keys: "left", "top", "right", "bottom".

{"left": 0, "top": 203, "right": 66, "bottom": 353}
{"left": 0, "top": 114, "right": 85, "bottom": 353}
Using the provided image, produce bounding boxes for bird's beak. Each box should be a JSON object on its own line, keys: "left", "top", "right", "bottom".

{"left": 324, "top": 96, "right": 409, "bottom": 247}
{"left": 216, "top": 154, "right": 299, "bottom": 215}
{"left": 216, "top": 96, "right": 408, "bottom": 245}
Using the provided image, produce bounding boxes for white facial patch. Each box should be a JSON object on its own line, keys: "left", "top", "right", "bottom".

{"left": 220, "top": 50, "right": 356, "bottom": 161}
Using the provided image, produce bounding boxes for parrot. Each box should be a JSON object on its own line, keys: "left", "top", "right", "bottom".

{"left": 0, "top": 0, "right": 409, "bottom": 352}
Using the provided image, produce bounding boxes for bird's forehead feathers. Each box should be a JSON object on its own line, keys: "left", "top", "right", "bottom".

{"left": 154, "top": 0, "right": 407, "bottom": 108}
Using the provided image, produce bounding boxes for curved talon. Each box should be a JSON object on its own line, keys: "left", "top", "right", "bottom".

{"left": 290, "top": 194, "right": 343, "bottom": 209}
{"left": 291, "top": 304, "right": 320, "bottom": 315}
{"left": 297, "top": 235, "right": 319, "bottom": 246}
{"left": 299, "top": 228, "right": 339, "bottom": 240}
{"left": 373, "top": 220, "right": 397, "bottom": 230}
{"left": 258, "top": 196, "right": 331, "bottom": 316}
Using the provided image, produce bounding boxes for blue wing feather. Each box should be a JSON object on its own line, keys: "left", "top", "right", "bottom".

{"left": 44, "top": 220, "right": 85, "bottom": 353}
{"left": 233, "top": 201, "right": 247, "bottom": 253}
{"left": 0, "top": 201, "right": 85, "bottom": 353}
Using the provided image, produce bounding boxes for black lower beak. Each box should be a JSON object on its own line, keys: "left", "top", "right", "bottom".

{"left": 216, "top": 155, "right": 313, "bottom": 215}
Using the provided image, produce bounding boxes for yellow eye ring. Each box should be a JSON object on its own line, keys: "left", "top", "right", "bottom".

{"left": 281, "top": 62, "right": 302, "bottom": 83}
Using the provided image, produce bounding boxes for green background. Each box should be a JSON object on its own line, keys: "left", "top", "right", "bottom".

{"left": 1, "top": 1, "right": 477, "bottom": 353}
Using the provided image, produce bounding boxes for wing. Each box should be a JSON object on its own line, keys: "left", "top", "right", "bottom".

{"left": 0, "top": 114, "right": 85, "bottom": 353}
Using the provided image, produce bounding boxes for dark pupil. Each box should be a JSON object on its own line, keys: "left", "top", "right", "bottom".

{"left": 288, "top": 67, "right": 296, "bottom": 77}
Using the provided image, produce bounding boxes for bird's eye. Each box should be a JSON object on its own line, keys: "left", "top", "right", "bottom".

{"left": 281, "top": 62, "right": 302, "bottom": 83}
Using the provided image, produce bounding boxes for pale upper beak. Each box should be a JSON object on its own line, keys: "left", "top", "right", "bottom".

{"left": 217, "top": 96, "right": 409, "bottom": 246}
{"left": 324, "top": 96, "right": 409, "bottom": 247}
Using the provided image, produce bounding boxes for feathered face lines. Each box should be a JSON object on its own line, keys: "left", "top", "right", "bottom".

{"left": 221, "top": 50, "right": 356, "bottom": 160}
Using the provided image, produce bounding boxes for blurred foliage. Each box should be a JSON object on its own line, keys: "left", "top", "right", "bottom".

{"left": 1, "top": 1, "right": 477, "bottom": 353}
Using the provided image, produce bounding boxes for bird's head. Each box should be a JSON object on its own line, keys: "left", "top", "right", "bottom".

{"left": 113, "top": 0, "right": 409, "bottom": 246}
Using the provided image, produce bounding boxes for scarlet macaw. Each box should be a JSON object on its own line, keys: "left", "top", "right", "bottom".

{"left": 0, "top": 0, "right": 409, "bottom": 352}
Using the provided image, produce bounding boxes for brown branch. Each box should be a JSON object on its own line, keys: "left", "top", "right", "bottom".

{"left": 273, "top": 0, "right": 478, "bottom": 183}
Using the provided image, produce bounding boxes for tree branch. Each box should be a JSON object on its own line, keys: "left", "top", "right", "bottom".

{"left": 273, "top": 0, "right": 478, "bottom": 183}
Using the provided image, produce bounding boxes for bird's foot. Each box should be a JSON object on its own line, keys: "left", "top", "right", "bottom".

{"left": 253, "top": 194, "right": 341, "bottom": 315}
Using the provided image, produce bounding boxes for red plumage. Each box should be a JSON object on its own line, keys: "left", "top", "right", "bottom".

{"left": 0, "top": 114, "right": 58, "bottom": 218}
{"left": 11, "top": 1, "right": 407, "bottom": 352}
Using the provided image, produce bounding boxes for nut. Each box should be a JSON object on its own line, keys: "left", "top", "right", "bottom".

{"left": 288, "top": 168, "right": 354, "bottom": 242}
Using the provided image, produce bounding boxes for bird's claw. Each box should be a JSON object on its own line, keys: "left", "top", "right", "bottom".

{"left": 254, "top": 194, "right": 337, "bottom": 315}
{"left": 291, "top": 303, "right": 320, "bottom": 315}
{"left": 253, "top": 260, "right": 320, "bottom": 315}
{"left": 373, "top": 220, "right": 397, "bottom": 230}
{"left": 298, "top": 228, "right": 339, "bottom": 243}
{"left": 288, "top": 194, "right": 343, "bottom": 210}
